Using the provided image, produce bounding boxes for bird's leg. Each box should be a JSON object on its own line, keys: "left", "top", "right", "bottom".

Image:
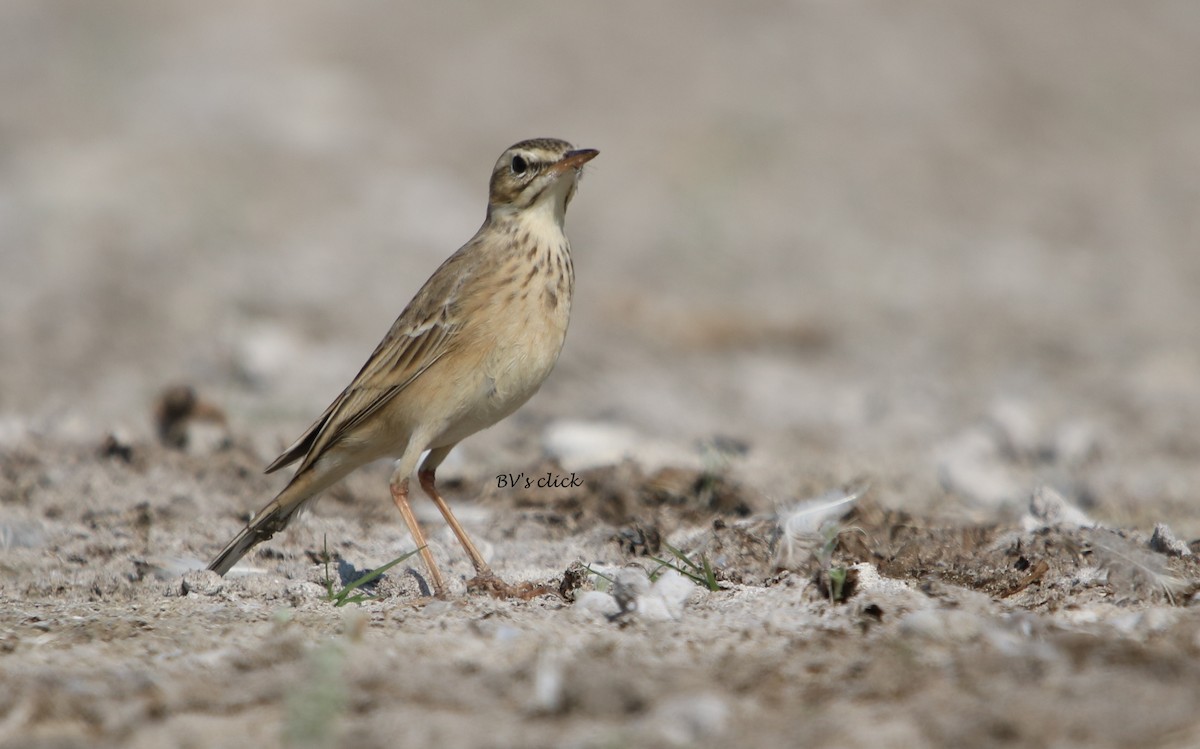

{"left": 418, "top": 448, "right": 553, "bottom": 600}
{"left": 389, "top": 476, "right": 447, "bottom": 598}
{"left": 418, "top": 464, "right": 493, "bottom": 579}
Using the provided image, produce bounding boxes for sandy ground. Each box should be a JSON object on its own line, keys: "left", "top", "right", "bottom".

{"left": 3, "top": 2, "right": 1200, "bottom": 747}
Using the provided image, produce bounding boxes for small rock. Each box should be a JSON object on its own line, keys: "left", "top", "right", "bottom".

{"left": 542, "top": 420, "right": 638, "bottom": 471}
{"left": 180, "top": 569, "right": 224, "bottom": 596}
{"left": 636, "top": 569, "right": 693, "bottom": 622}
{"left": 542, "top": 420, "right": 701, "bottom": 472}
{"left": 1025, "top": 484, "right": 1092, "bottom": 531}
{"left": 573, "top": 590, "right": 621, "bottom": 619}
{"left": 154, "top": 384, "right": 228, "bottom": 451}
{"left": 231, "top": 323, "right": 302, "bottom": 388}
{"left": 611, "top": 567, "right": 651, "bottom": 615}
{"left": 98, "top": 431, "right": 135, "bottom": 463}
{"left": 575, "top": 568, "right": 696, "bottom": 622}
{"left": 1149, "top": 523, "right": 1192, "bottom": 557}
{"left": 558, "top": 561, "right": 592, "bottom": 602}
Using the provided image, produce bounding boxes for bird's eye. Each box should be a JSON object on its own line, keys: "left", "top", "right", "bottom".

{"left": 511, "top": 155, "right": 529, "bottom": 176}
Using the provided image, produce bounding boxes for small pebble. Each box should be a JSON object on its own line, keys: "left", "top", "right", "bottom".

{"left": 1025, "top": 484, "right": 1092, "bottom": 531}
{"left": 180, "top": 569, "right": 224, "bottom": 597}
{"left": 543, "top": 420, "right": 638, "bottom": 471}
{"left": 611, "top": 567, "right": 651, "bottom": 615}
{"left": 636, "top": 569, "right": 694, "bottom": 622}
{"left": 572, "top": 591, "right": 621, "bottom": 619}
{"left": 1149, "top": 523, "right": 1191, "bottom": 557}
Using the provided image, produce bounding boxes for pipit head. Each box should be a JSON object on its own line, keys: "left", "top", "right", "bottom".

{"left": 487, "top": 138, "right": 599, "bottom": 219}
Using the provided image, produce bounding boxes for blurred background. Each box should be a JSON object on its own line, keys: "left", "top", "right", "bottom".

{"left": 2, "top": 2, "right": 1198, "bottom": 523}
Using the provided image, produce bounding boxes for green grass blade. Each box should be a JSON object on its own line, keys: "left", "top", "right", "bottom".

{"left": 322, "top": 547, "right": 425, "bottom": 607}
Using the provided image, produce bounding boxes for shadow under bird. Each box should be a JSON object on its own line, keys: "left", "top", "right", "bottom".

{"left": 206, "top": 138, "right": 599, "bottom": 597}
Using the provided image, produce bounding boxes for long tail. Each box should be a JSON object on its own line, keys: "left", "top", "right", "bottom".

{"left": 207, "top": 471, "right": 319, "bottom": 576}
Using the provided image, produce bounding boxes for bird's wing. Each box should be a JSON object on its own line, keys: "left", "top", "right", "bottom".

{"left": 266, "top": 242, "right": 479, "bottom": 476}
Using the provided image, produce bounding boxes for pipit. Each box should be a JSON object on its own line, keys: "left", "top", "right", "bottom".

{"left": 207, "top": 138, "right": 598, "bottom": 597}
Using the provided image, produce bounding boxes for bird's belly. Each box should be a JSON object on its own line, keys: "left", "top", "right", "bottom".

{"left": 431, "top": 297, "right": 570, "bottom": 447}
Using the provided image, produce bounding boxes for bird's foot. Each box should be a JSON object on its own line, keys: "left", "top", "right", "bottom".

{"left": 466, "top": 572, "right": 555, "bottom": 600}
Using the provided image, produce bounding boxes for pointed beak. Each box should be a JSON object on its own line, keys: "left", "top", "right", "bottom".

{"left": 552, "top": 148, "right": 599, "bottom": 173}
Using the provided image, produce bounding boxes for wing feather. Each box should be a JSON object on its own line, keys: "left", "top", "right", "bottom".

{"left": 263, "top": 238, "right": 482, "bottom": 475}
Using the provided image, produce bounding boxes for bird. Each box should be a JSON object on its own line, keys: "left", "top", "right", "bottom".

{"left": 207, "top": 138, "right": 598, "bottom": 598}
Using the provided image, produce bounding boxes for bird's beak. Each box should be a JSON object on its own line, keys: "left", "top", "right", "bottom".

{"left": 552, "top": 148, "right": 599, "bottom": 173}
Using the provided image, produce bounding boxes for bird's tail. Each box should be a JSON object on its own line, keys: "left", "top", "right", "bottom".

{"left": 207, "top": 471, "right": 319, "bottom": 576}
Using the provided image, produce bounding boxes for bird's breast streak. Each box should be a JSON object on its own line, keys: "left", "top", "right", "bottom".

{"left": 487, "top": 292, "right": 568, "bottom": 404}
